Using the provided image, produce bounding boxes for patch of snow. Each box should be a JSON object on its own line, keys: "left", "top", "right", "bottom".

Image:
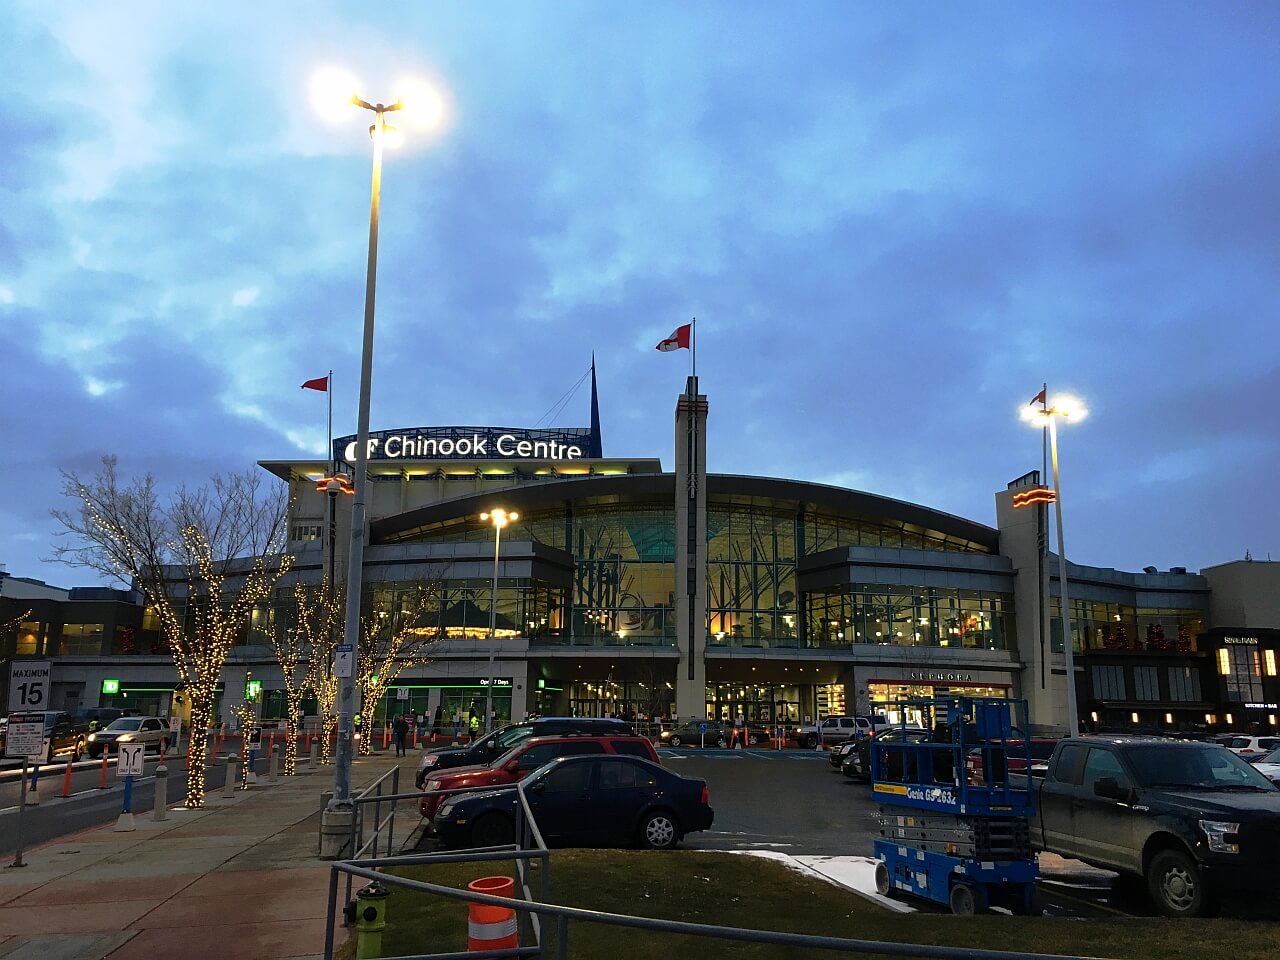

{"left": 725, "top": 850, "right": 915, "bottom": 913}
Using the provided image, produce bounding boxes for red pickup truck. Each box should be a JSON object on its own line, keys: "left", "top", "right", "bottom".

{"left": 420, "top": 734, "right": 660, "bottom": 819}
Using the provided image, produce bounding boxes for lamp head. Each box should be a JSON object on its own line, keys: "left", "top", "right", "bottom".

{"left": 1019, "top": 392, "right": 1089, "bottom": 426}
{"left": 393, "top": 77, "right": 445, "bottom": 132}
{"left": 481, "top": 508, "right": 517, "bottom": 528}
{"left": 311, "top": 67, "right": 362, "bottom": 122}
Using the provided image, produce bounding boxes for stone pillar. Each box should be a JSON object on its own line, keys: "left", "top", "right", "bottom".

{"left": 674, "top": 378, "right": 709, "bottom": 721}
{"left": 996, "top": 474, "right": 1067, "bottom": 735}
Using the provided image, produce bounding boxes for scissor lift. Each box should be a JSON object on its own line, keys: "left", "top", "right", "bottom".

{"left": 871, "top": 697, "right": 1038, "bottom": 915}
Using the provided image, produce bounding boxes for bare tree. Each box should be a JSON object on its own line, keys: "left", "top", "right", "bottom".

{"left": 295, "top": 580, "right": 342, "bottom": 765}
{"left": 357, "top": 582, "right": 443, "bottom": 755}
{"left": 51, "top": 456, "right": 292, "bottom": 808}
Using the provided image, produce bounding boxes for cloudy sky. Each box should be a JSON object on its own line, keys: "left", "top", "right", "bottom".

{"left": 2, "top": 1, "right": 1277, "bottom": 587}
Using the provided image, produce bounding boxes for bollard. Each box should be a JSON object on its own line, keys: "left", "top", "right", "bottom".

{"left": 308, "top": 738, "right": 321, "bottom": 770}
{"left": 24, "top": 762, "right": 41, "bottom": 806}
{"left": 61, "top": 757, "right": 74, "bottom": 798}
{"left": 268, "top": 741, "right": 280, "bottom": 781}
{"left": 153, "top": 764, "right": 169, "bottom": 821}
{"left": 98, "top": 752, "right": 109, "bottom": 789}
{"left": 114, "top": 775, "right": 136, "bottom": 831}
{"left": 224, "top": 755, "right": 240, "bottom": 798}
{"left": 349, "top": 880, "right": 391, "bottom": 960}
{"left": 466, "top": 876, "right": 518, "bottom": 952}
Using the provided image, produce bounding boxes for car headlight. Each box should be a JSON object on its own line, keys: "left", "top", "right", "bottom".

{"left": 118, "top": 735, "right": 134, "bottom": 742}
{"left": 437, "top": 803, "right": 454, "bottom": 818}
{"left": 427, "top": 780, "right": 442, "bottom": 792}
{"left": 1199, "top": 820, "right": 1241, "bottom": 854}
{"left": 88, "top": 734, "right": 97, "bottom": 742}
{"left": 422, "top": 754, "right": 439, "bottom": 765}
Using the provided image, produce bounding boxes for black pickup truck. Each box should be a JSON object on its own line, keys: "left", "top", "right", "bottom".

{"left": 1029, "top": 736, "right": 1280, "bottom": 917}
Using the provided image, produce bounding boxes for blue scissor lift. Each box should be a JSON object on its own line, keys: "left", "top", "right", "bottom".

{"left": 871, "top": 697, "right": 1038, "bottom": 915}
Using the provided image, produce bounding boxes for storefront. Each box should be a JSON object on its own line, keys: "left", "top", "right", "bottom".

{"left": 859, "top": 667, "right": 1015, "bottom": 726}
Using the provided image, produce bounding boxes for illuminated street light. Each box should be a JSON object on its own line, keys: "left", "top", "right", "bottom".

{"left": 480, "top": 509, "right": 518, "bottom": 733}
{"left": 1022, "top": 388, "right": 1088, "bottom": 735}
{"left": 315, "top": 68, "right": 442, "bottom": 809}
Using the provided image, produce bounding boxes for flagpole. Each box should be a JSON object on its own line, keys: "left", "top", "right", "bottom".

{"left": 691, "top": 317, "right": 697, "bottom": 383}
{"left": 328, "top": 369, "right": 334, "bottom": 474}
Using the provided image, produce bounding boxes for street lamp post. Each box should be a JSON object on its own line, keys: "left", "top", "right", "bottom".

{"left": 480, "top": 509, "right": 518, "bottom": 733}
{"left": 1022, "top": 392, "right": 1088, "bottom": 736}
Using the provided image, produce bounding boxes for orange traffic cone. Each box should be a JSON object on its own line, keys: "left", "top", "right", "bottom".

{"left": 467, "top": 876, "right": 518, "bottom": 951}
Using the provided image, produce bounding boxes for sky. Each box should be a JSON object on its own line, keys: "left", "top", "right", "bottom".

{"left": 2, "top": 1, "right": 1278, "bottom": 588}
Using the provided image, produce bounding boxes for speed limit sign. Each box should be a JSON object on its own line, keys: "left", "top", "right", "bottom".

{"left": 8, "top": 661, "right": 51, "bottom": 712}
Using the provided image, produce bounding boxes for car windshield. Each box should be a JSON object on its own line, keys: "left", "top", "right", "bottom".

{"left": 105, "top": 718, "right": 144, "bottom": 732}
{"left": 494, "top": 726, "right": 532, "bottom": 749}
{"left": 491, "top": 745, "right": 524, "bottom": 768}
{"left": 1126, "top": 745, "right": 1277, "bottom": 791}
{"left": 1261, "top": 747, "right": 1280, "bottom": 765}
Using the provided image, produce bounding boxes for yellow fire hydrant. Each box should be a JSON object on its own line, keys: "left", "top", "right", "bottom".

{"left": 352, "top": 880, "right": 390, "bottom": 959}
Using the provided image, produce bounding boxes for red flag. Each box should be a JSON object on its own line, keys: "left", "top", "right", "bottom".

{"left": 1029, "top": 386, "right": 1046, "bottom": 406}
{"left": 656, "top": 324, "right": 692, "bottom": 352}
{"left": 301, "top": 375, "right": 329, "bottom": 392}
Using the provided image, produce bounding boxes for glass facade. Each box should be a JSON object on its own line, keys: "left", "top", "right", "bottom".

{"left": 1050, "top": 600, "right": 1204, "bottom": 654}
{"left": 399, "top": 498, "right": 1000, "bottom": 651}
{"left": 807, "top": 586, "right": 1013, "bottom": 650}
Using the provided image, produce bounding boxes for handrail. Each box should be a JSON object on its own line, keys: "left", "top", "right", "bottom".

{"left": 324, "top": 776, "right": 1117, "bottom": 960}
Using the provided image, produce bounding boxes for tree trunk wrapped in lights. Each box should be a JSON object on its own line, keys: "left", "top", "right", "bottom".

{"left": 51, "top": 456, "right": 291, "bottom": 809}
{"left": 294, "top": 580, "right": 342, "bottom": 768}
{"left": 357, "top": 583, "right": 443, "bottom": 756}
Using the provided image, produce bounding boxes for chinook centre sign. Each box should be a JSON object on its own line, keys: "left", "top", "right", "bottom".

{"left": 336, "top": 426, "right": 599, "bottom": 464}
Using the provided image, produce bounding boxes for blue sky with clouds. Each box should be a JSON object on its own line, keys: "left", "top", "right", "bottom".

{"left": 2, "top": 1, "right": 1278, "bottom": 585}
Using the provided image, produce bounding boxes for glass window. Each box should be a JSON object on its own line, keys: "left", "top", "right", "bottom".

{"left": 1083, "top": 748, "right": 1131, "bottom": 792}
{"left": 1053, "top": 743, "right": 1088, "bottom": 785}
{"left": 1133, "top": 667, "right": 1159, "bottom": 701}
{"left": 1127, "top": 745, "right": 1275, "bottom": 790}
{"left": 537, "top": 761, "right": 592, "bottom": 794}
{"left": 1221, "top": 645, "right": 1263, "bottom": 702}
{"left": 58, "top": 623, "right": 105, "bottom": 656}
{"left": 597, "top": 759, "right": 639, "bottom": 790}
{"left": 1091, "top": 665, "right": 1126, "bottom": 701}
{"left": 13, "top": 622, "right": 40, "bottom": 656}
{"left": 1167, "top": 666, "right": 1202, "bottom": 702}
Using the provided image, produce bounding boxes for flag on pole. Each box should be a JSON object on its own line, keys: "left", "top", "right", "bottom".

{"left": 656, "top": 324, "right": 692, "bottom": 352}
{"left": 1029, "top": 386, "right": 1046, "bottom": 406}
{"left": 301, "top": 375, "right": 329, "bottom": 392}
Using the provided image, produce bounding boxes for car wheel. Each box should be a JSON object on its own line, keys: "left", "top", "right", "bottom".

{"left": 874, "top": 861, "right": 891, "bottom": 896}
{"left": 803, "top": 734, "right": 818, "bottom": 749}
{"left": 949, "top": 883, "right": 977, "bottom": 915}
{"left": 640, "top": 811, "right": 680, "bottom": 850}
{"left": 1147, "top": 847, "right": 1215, "bottom": 918}
{"left": 668, "top": 734, "right": 682, "bottom": 747}
{"left": 73, "top": 740, "right": 84, "bottom": 762}
{"left": 470, "top": 813, "right": 515, "bottom": 849}
{"left": 714, "top": 736, "right": 727, "bottom": 748}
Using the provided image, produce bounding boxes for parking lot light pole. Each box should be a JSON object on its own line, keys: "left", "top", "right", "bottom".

{"left": 480, "top": 509, "right": 517, "bottom": 733}
{"left": 1021, "top": 391, "right": 1088, "bottom": 736}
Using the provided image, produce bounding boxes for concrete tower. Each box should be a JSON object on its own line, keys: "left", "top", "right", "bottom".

{"left": 674, "top": 377, "right": 709, "bottom": 720}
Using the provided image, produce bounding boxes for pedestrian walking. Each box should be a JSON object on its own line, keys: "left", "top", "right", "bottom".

{"left": 452, "top": 708, "right": 463, "bottom": 742}
{"left": 393, "top": 713, "right": 409, "bottom": 756}
{"left": 734, "top": 712, "right": 746, "bottom": 749}
{"left": 469, "top": 713, "right": 481, "bottom": 741}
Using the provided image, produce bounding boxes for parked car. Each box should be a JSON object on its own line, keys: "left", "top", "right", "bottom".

{"left": 30, "top": 712, "right": 91, "bottom": 763}
{"left": 432, "top": 754, "right": 714, "bottom": 851}
{"left": 1252, "top": 747, "right": 1280, "bottom": 786}
{"left": 421, "top": 734, "right": 660, "bottom": 819}
{"left": 788, "top": 716, "right": 862, "bottom": 749}
{"left": 659, "top": 721, "right": 731, "bottom": 748}
{"left": 830, "top": 739, "right": 860, "bottom": 769}
{"left": 1030, "top": 736, "right": 1280, "bottom": 917}
{"left": 416, "top": 717, "right": 631, "bottom": 788}
{"left": 87, "top": 716, "right": 171, "bottom": 759}
{"left": 1223, "top": 735, "right": 1280, "bottom": 762}
{"left": 843, "top": 726, "right": 930, "bottom": 782}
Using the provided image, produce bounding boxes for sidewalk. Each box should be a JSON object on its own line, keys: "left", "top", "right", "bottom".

{"left": 0, "top": 751, "right": 418, "bottom": 960}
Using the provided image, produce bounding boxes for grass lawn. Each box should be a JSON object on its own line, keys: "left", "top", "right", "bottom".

{"left": 362, "top": 850, "right": 1280, "bottom": 960}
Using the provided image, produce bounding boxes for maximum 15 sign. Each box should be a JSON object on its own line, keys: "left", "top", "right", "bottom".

{"left": 8, "top": 661, "right": 52, "bottom": 711}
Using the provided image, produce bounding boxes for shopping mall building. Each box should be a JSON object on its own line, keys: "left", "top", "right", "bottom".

{"left": 4, "top": 376, "right": 1279, "bottom": 735}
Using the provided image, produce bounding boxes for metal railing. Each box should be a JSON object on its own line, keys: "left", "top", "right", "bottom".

{"left": 324, "top": 780, "right": 1119, "bottom": 960}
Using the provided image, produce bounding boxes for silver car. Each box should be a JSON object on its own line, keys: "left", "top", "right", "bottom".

{"left": 87, "top": 716, "right": 170, "bottom": 758}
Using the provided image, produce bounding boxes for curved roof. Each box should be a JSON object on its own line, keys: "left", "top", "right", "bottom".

{"left": 371, "top": 472, "right": 998, "bottom": 552}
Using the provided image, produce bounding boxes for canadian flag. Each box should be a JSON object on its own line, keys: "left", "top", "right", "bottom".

{"left": 656, "top": 323, "right": 691, "bottom": 352}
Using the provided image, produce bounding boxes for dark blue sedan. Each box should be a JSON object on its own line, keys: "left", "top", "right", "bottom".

{"left": 432, "top": 754, "right": 714, "bottom": 850}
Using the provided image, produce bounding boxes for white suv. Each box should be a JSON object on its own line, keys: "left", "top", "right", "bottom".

{"left": 1224, "top": 735, "right": 1280, "bottom": 761}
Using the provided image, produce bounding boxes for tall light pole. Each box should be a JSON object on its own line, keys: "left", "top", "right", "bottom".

{"left": 1022, "top": 391, "right": 1088, "bottom": 736}
{"left": 312, "top": 68, "right": 443, "bottom": 808}
{"left": 480, "top": 509, "right": 517, "bottom": 733}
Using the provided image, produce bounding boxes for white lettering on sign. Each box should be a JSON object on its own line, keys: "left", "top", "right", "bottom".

{"left": 905, "top": 785, "right": 957, "bottom": 806}
{"left": 117, "top": 742, "right": 146, "bottom": 778}
{"left": 4, "top": 713, "right": 46, "bottom": 760}
{"left": 345, "top": 432, "right": 585, "bottom": 462}
{"left": 906, "top": 670, "right": 977, "bottom": 684}
{"left": 1224, "top": 637, "right": 1259, "bottom": 645}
